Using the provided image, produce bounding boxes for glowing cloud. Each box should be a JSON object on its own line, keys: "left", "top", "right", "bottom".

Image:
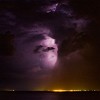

{"left": 34, "top": 35, "right": 58, "bottom": 69}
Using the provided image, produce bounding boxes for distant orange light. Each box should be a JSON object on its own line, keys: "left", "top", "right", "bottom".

{"left": 52, "top": 89, "right": 82, "bottom": 92}
{"left": 52, "top": 89, "right": 67, "bottom": 92}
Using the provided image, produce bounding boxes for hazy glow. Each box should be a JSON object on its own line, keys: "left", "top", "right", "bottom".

{"left": 52, "top": 89, "right": 67, "bottom": 92}
{"left": 40, "top": 35, "right": 58, "bottom": 68}
{"left": 35, "top": 35, "right": 58, "bottom": 69}
{"left": 52, "top": 89, "right": 87, "bottom": 92}
{"left": 40, "top": 35, "right": 56, "bottom": 46}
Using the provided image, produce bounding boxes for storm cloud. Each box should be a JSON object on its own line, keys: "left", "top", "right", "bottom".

{"left": 0, "top": 0, "right": 100, "bottom": 90}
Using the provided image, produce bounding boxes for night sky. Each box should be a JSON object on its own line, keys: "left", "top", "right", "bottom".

{"left": 0, "top": 0, "right": 100, "bottom": 91}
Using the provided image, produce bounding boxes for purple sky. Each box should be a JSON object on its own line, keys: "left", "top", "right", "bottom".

{"left": 0, "top": 0, "right": 100, "bottom": 91}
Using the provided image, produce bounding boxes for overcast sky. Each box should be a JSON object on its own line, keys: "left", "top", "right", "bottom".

{"left": 0, "top": 0, "right": 100, "bottom": 91}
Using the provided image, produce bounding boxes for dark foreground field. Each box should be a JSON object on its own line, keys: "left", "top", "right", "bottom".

{"left": 0, "top": 91, "right": 100, "bottom": 100}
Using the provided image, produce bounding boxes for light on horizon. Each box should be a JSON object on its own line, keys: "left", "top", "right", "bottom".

{"left": 52, "top": 89, "right": 88, "bottom": 92}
